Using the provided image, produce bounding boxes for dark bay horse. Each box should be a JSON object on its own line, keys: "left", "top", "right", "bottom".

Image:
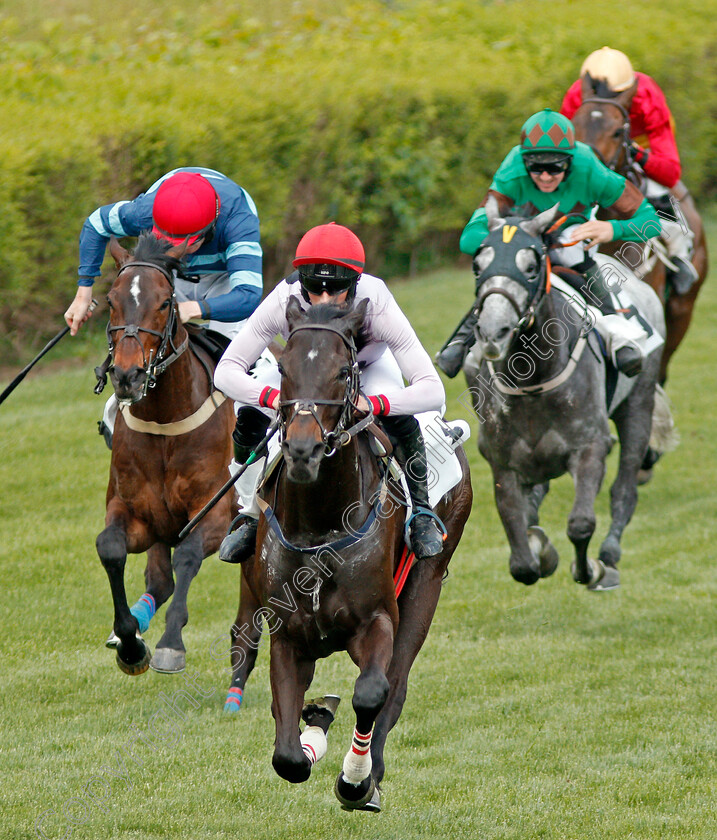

{"left": 571, "top": 95, "right": 708, "bottom": 384}
{"left": 225, "top": 298, "right": 472, "bottom": 811}
{"left": 96, "top": 233, "right": 235, "bottom": 675}
{"left": 463, "top": 200, "right": 672, "bottom": 590}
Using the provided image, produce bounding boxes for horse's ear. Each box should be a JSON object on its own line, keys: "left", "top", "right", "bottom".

{"left": 521, "top": 203, "right": 561, "bottom": 238}
{"left": 166, "top": 238, "right": 189, "bottom": 260}
{"left": 615, "top": 82, "right": 637, "bottom": 111}
{"left": 343, "top": 298, "right": 368, "bottom": 337}
{"left": 485, "top": 194, "right": 506, "bottom": 231}
{"left": 580, "top": 73, "right": 595, "bottom": 99}
{"left": 285, "top": 295, "right": 306, "bottom": 330}
{"left": 109, "top": 236, "right": 131, "bottom": 268}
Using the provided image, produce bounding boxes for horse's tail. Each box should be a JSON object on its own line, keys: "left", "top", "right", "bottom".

{"left": 649, "top": 384, "right": 680, "bottom": 455}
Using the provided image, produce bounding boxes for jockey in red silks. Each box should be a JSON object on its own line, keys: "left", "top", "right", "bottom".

{"left": 561, "top": 47, "right": 698, "bottom": 294}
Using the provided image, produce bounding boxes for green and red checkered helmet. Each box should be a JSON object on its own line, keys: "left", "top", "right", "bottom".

{"left": 520, "top": 109, "right": 576, "bottom": 158}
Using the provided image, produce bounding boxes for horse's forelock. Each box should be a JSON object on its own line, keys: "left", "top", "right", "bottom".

{"left": 132, "top": 231, "right": 184, "bottom": 276}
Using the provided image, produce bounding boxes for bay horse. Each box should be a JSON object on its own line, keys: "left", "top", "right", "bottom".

{"left": 96, "top": 232, "right": 235, "bottom": 675}
{"left": 224, "top": 297, "right": 472, "bottom": 811}
{"left": 463, "top": 199, "right": 672, "bottom": 590}
{"left": 570, "top": 95, "right": 708, "bottom": 384}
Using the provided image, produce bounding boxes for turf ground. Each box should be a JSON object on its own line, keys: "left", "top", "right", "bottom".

{"left": 0, "top": 230, "right": 715, "bottom": 840}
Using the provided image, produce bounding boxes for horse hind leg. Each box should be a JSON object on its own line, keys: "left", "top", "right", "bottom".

{"left": 567, "top": 442, "right": 608, "bottom": 587}
{"left": 151, "top": 528, "right": 204, "bottom": 673}
{"left": 223, "top": 575, "right": 264, "bottom": 713}
{"left": 595, "top": 382, "right": 656, "bottom": 591}
{"left": 96, "top": 522, "right": 152, "bottom": 675}
{"left": 335, "top": 613, "right": 394, "bottom": 812}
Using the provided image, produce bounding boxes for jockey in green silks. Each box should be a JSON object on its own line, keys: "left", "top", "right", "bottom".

{"left": 436, "top": 109, "right": 662, "bottom": 379}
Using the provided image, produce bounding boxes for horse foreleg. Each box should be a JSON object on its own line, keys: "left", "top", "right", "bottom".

{"left": 567, "top": 441, "right": 608, "bottom": 586}
{"left": 96, "top": 521, "right": 152, "bottom": 675}
{"left": 372, "top": 558, "right": 445, "bottom": 786}
{"left": 336, "top": 612, "right": 394, "bottom": 810}
{"left": 270, "top": 634, "right": 316, "bottom": 783}
{"left": 492, "top": 469, "right": 539, "bottom": 585}
{"left": 662, "top": 287, "right": 700, "bottom": 384}
{"left": 599, "top": 386, "right": 655, "bottom": 578}
{"left": 224, "top": 574, "right": 263, "bottom": 713}
{"left": 152, "top": 528, "right": 204, "bottom": 673}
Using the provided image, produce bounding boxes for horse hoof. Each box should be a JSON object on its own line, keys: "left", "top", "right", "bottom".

{"left": 637, "top": 468, "right": 653, "bottom": 486}
{"left": 571, "top": 558, "right": 605, "bottom": 587}
{"left": 509, "top": 559, "right": 541, "bottom": 585}
{"left": 335, "top": 773, "right": 377, "bottom": 811}
{"left": 527, "top": 526, "right": 559, "bottom": 578}
{"left": 302, "top": 694, "right": 340, "bottom": 729}
{"left": 588, "top": 564, "right": 620, "bottom": 592}
{"left": 105, "top": 630, "right": 120, "bottom": 649}
{"left": 115, "top": 638, "right": 152, "bottom": 676}
{"left": 149, "top": 648, "right": 186, "bottom": 673}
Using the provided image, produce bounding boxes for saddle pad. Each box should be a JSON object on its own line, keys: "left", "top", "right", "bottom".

{"left": 549, "top": 272, "right": 664, "bottom": 359}
{"left": 389, "top": 411, "right": 470, "bottom": 512}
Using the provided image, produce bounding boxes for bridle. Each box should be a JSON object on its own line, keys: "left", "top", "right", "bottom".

{"left": 579, "top": 97, "right": 632, "bottom": 173}
{"left": 96, "top": 260, "right": 189, "bottom": 397}
{"left": 279, "top": 323, "right": 373, "bottom": 456}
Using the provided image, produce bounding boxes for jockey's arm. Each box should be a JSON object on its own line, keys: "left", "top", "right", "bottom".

{"left": 460, "top": 189, "right": 516, "bottom": 256}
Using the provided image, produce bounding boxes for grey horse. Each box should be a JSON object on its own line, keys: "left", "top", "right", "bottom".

{"left": 463, "top": 200, "right": 673, "bottom": 590}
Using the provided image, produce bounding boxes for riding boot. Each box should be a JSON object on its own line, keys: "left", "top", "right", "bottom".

{"left": 381, "top": 415, "right": 446, "bottom": 559}
{"left": 435, "top": 309, "right": 478, "bottom": 378}
{"left": 649, "top": 194, "right": 699, "bottom": 295}
{"left": 219, "top": 407, "right": 271, "bottom": 565}
{"left": 583, "top": 262, "right": 644, "bottom": 377}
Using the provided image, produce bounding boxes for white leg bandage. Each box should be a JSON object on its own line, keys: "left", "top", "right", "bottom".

{"left": 660, "top": 217, "right": 694, "bottom": 261}
{"left": 341, "top": 727, "right": 373, "bottom": 784}
{"left": 300, "top": 725, "right": 328, "bottom": 766}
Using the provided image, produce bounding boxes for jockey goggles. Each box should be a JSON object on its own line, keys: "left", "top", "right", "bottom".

{"left": 524, "top": 154, "right": 572, "bottom": 175}
{"left": 298, "top": 263, "right": 359, "bottom": 296}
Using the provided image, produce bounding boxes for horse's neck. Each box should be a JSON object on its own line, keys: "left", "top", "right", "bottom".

{"left": 128, "top": 326, "right": 210, "bottom": 423}
{"left": 502, "top": 294, "right": 579, "bottom": 383}
{"left": 278, "top": 438, "right": 378, "bottom": 542}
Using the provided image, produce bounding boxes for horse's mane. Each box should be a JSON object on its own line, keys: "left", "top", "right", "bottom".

{"left": 133, "top": 231, "right": 185, "bottom": 276}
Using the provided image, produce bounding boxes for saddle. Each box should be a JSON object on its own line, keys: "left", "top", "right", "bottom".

{"left": 185, "top": 324, "right": 231, "bottom": 366}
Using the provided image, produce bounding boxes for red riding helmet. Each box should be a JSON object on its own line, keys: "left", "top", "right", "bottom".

{"left": 293, "top": 223, "right": 365, "bottom": 299}
{"left": 151, "top": 172, "right": 221, "bottom": 247}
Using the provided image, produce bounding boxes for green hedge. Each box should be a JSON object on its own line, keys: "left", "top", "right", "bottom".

{"left": 2, "top": 0, "right": 717, "bottom": 356}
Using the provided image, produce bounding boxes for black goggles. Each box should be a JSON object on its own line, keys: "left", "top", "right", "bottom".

{"left": 298, "top": 265, "right": 359, "bottom": 296}
{"left": 524, "top": 157, "right": 571, "bottom": 175}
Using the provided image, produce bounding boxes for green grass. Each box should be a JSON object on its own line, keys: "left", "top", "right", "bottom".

{"left": 1, "top": 238, "right": 716, "bottom": 839}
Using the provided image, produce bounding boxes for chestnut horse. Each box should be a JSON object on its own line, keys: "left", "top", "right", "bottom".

{"left": 225, "top": 299, "right": 472, "bottom": 811}
{"left": 96, "top": 232, "right": 235, "bottom": 675}
{"left": 571, "top": 95, "right": 707, "bottom": 384}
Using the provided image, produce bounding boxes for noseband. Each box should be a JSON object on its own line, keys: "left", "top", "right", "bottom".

{"left": 101, "top": 260, "right": 189, "bottom": 397}
{"left": 580, "top": 97, "right": 632, "bottom": 173}
{"left": 279, "top": 323, "right": 371, "bottom": 456}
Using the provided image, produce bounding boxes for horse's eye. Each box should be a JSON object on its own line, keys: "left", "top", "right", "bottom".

{"left": 517, "top": 248, "right": 540, "bottom": 279}
{"left": 338, "top": 366, "right": 350, "bottom": 380}
{"left": 277, "top": 363, "right": 285, "bottom": 376}
{"left": 474, "top": 246, "right": 495, "bottom": 273}
{"left": 106, "top": 297, "right": 114, "bottom": 311}
{"left": 613, "top": 129, "right": 623, "bottom": 139}
{"left": 160, "top": 299, "right": 171, "bottom": 311}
